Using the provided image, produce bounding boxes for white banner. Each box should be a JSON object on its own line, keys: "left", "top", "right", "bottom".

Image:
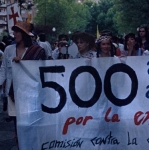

{"left": 7, "top": 3, "right": 22, "bottom": 36}
{"left": 12, "top": 56, "right": 149, "bottom": 150}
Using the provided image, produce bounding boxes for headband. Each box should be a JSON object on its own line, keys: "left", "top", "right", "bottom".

{"left": 98, "top": 36, "right": 111, "bottom": 42}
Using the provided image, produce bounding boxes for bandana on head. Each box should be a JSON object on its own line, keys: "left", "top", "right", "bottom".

{"left": 98, "top": 36, "right": 111, "bottom": 42}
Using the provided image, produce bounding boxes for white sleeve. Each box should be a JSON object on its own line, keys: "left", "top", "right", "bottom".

{"left": 0, "top": 49, "right": 7, "bottom": 85}
{"left": 45, "top": 41, "right": 52, "bottom": 57}
{"left": 52, "top": 48, "right": 59, "bottom": 60}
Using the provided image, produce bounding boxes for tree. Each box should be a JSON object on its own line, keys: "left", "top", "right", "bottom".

{"left": 84, "top": 0, "right": 118, "bottom": 36}
{"left": 34, "top": 0, "right": 91, "bottom": 36}
{"left": 84, "top": 0, "right": 100, "bottom": 35}
{"left": 96, "top": 0, "right": 118, "bottom": 35}
{"left": 113, "top": 0, "right": 149, "bottom": 34}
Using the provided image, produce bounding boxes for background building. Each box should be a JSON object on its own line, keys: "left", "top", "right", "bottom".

{"left": 0, "top": 0, "right": 35, "bottom": 35}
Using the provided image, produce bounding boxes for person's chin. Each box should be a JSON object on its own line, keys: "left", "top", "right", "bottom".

{"left": 103, "top": 50, "right": 109, "bottom": 53}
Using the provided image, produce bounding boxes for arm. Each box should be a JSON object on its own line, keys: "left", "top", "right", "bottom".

{"left": 0, "top": 49, "right": 7, "bottom": 85}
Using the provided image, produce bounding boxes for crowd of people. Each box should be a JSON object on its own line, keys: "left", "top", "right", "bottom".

{"left": 0, "top": 20, "right": 149, "bottom": 150}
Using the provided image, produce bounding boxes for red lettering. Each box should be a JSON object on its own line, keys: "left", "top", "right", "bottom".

{"left": 62, "top": 117, "right": 75, "bottom": 134}
{"left": 83, "top": 116, "right": 93, "bottom": 125}
{"left": 62, "top": 116, "right": 93, "bottom": 135}
{"left": 105, "top": 107, "right": 111, "bottom": 122}
{"left": 112, "top": 114, "right": 120, "bottom": 122}
{"left": 134, "top": 111, "right": 144, "bottom": 125}
{"left": 76, "top": 117, "right": 83, "bottom": 125}
{"left": 105, "top": 107, "right": 120, "bottom": 122}
{"left": 142, "top": 111, "right": 149, "bottom": 124}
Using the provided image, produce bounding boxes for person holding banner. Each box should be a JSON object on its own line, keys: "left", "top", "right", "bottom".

{"left": 124, "top": 33, "right": 142, "bottom": 56}
{"left": 0, "top": 20, "right": 45, "bottom": 149}
{"left": 96, "top": 35, "right": 116, "bottom": 57}
{"left": 74, "top": 32, "right": 96, "bottom": 58}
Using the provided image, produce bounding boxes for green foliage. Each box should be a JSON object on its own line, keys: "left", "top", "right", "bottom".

{"left": 34, "top": 0, "right": 149, "bottom": 37}
{"left": 34, "top": 0, "right": 91, "bottom": 35}
{"left": 97, "top": 0, "right": 117, "bottom": 35}
{"left": 84, "top": 0, "right": 118, "bottom": 36}
{"left": 113, "top": 0, "right": 149, "bottom": 34}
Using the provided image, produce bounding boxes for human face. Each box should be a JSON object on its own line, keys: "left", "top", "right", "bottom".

{"left": 139, "top": 28, "right": 146, "bottom": 37}
{"left": 76, "top": 39, "right": 89, "bottom": 54}
{"left": 13, "top": 30, "right": 23, "bottom": 43}
{"left": 100, "top": 39, "right": 111, "bottom": 55}
{"left": 127, "top": 37, "right": 136, "bottom": 47}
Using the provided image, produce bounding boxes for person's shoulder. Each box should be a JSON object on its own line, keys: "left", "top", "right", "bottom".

{"left": 6, "top": 44, "right": 16, "bottom": 48}
{"left": 29, "top": 44, "right": 43, "bottom": 50}
{"left": 89, "top": 50, "right": 96, "bottom": 57}
{"left": 0, "top": 50, "right": 3, "bottom": 54}
{"left": 5, "top": 44, "right": 16, "bottom": 51}
{"left": 39, "top": 41, "right": 47, "bottom": 48}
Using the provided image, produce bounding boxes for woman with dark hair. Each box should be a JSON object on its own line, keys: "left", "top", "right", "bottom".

{"left": 74, "top": 32, "right": 96, "bottom": 58}
{"left": 124, "top": 33, "right": 141, "bottom": 56}
{"left": 97, "top": 35, "right": 116, "bottom": 57}
{"left": 0, "top": 20, "right": 45, "bottom": 149}
{"left": 137, "top": 25, "right": 149, "bottom": 50}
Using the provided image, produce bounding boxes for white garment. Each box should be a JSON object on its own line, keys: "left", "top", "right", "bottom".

{"left": 118, "top": 43, "right": 124, "bottom": 51}
{"left": 0, "top": 44, "right": 17, "bottom": 116}
{"left": 0, "top": 49, "right": 4, "bottom": 59}
{"left": 39, "top": 41, "right": 52, "bottom": 59}
{"left": 68, "top": 41, "right": 78, "bottom": 58}
{"left": 52, "top": 47, "right": 59, "bottom": 60}
{"left": 0, "top": 44, "right": 16, "bottom": 96}
{"left": 8, "top": 96, "right": 16, "bottom": 116}
{"left": 75, "top": 50, "right": 97, "bottom": 58}
{"left": 142, "top": 50, "right": 149, "bottom": 56}
{"left": 52, "top": 41, "right": 78, "bottom": 59}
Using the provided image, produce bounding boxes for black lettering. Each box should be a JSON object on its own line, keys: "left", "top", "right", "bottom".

{"left": 41, "top": 142, "right": 49, "bottom": 150}
{"left": 104, "top": 63, "right": 138, "bottom": 106}
{"left": 69, "top": 66, "right": 102, "bottom": 107}
{"left": 39, "top": 66, "right": 66, "bottom": 113}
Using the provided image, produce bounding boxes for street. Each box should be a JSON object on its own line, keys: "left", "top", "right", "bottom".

{"left": 0, "top": 99, "right": 17, "bottom": 150}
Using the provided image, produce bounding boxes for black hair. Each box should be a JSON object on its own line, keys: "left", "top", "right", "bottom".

{"left": 137, "top": 25, "right": 149, "bottom": 49}
{"left": 0, "top": 42, "right": 5, "bottom": 52}
{"left": 13, "top": 27, "right": 32, "bottom": 47}
{"left": 58, "top": 34, "right": 69, "bottom": 41}
{"left": 39, "top": 33, "right": 46, "bottom": 42}
{"left": 73, "top": 32, "right": 95, "bottom": 50}
{"left": 138, "top": 25, "right": 149, "bottom": 38}
{"left": 124, "top": 33, "right": 139, "bottom": 50}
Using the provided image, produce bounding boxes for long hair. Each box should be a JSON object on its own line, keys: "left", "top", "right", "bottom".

{"left": 138, "top": 26, "right": 149, "bottom": 39}
{"left": 96, "top": 36, "right": 115, "bottom": 57}
{"left": 21, "top": 31, "right": 33, "bottom": 47}
{"left": 13, "top": 27, "right": 33, "bottom": 47}
{"left": 137, "top": 26, "right": 149, "bottom": 48}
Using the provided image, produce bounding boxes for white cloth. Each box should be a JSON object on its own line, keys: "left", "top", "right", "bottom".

{"left": 0, "top": 44, "right": 16, "bottom": 116}
{"left": 52, "top": 41, "right": 78, "bottom": 59}
{"left": 75, "top": 50, "right": 97, "bottom": 58}
{"left": 8, "top": 96, "right": 16, "bottom": 116}
{"left": 39, "top": 41, "right": 52, "bottom": 59}
{"left": 118, "top": 43, "right": 124, "bottom": 51}
{"left": 52, "top": 47, "right": 73, "bottom": 59}
{"left": 52, "top": 47, "right": 59, "bottom": 60}
{"left": 68, "top": 41, "right": 78, "bottom": 58}
{"left": 0, "top": 44, "right": 16, "bottom": 96}
{"left": 142, "top": 50, "right": 149, "bottom": 56}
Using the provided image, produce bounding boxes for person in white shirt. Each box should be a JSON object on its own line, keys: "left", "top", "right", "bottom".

{"left": 38, "top": 33, "right": 52, "bottom": 59}
{"left": 52, "top": 34, "right": 70, "bottom": 59}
